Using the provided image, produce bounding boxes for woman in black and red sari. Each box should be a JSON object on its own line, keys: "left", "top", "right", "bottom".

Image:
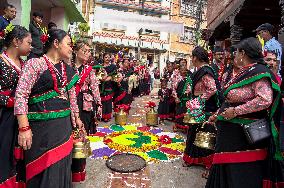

{"left": 158, "top": 79, "right": 172, "bottom": 125}
{"left": 0, "top": 26, "right": 31, "bottom": 187}
{"left": 100, "top": 53, "right": 117, "bottom": 122}
{"left": 72, "top": 39, "right": 102, "bottom": 135}
{"left": 140, "top": 66, "right": 151, "bottom": 96}
{"left": 206, "top": 37, "right": 283, "bottom": 188}
{"left": 14, "top": 29, "right": 83, "bottom": 188}
{"left": 71, "top": 40, "right": 102, "bottom": 183}
{"left": 183, "top": 46, "right": 220, "bottom": 171}
{"left": 173, "top": 65, "right": 192, "bottom": 132}
{"left": 113, "top": 58, "right": 133, "bottom": 112}
{"left": 170, "top": 61, "right": 182, "bottom": 121}
{"left": 162, "top": 62, "right": 174, "bottom": 119}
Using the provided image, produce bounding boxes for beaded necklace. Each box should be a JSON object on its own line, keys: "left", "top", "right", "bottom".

{"left": 224, "top": 63, "right": 256, "bottom": 90}
{"left": 43, "top": 55, "right": 67, "bottom": 94}
{"left": 2, "top": 51, "right": 23, "bottom": 74}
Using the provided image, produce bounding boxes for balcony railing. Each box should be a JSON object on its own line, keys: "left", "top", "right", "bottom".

{"left": 93, "top": 32, "right": 169, "bottom": 50}
{"left": 96, "top": 0, "right": 170, "bottom": 14}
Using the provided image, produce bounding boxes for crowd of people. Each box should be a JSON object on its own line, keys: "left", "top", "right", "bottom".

{"left": 157, "top": 24, "right": 284, "bottom": 187}
{"left": 0, "top": 3, "right": 155, "bottom": 188}
{"left": 1, "top": 2, "right": 284, "bottom": 188}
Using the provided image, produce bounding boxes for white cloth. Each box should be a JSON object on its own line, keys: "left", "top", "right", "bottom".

{"left": 94, "top": 7, "right": 184, "bottom": 35}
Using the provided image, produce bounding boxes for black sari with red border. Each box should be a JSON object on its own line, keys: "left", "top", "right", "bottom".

{"left": 0, "top": 57, "right": 23, "bottom": 187}
{"left": 113, "top": 68, "right": 133, "bottom": 112}
{"left": 206, "top": 63, "right": 284, "bottom": 188}
{"left": 174, "top": 74, "right": 192, "bottom": 131}
{"left": 183, "top": 65, "right": 220, "bottom": 169}
{"left": 24, "top": 63, "right": 77, "bottom": 188}
{"left": 100, "top": 64, "right": 117, "bottom": 121}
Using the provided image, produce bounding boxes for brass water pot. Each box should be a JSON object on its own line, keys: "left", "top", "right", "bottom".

{"left": 115, "top": 108, "right": 127, "bottom": 125}
{"left": 85, "top": 138, "right": 92, "bottom": 157}
{"left": 73, "top": 141, "right": 87, "bottom": 159}
{"left": 112, "top": 74, "right": 120, "bottom": 82}
{"left": 183, "top": 112, "right": 198, "bottom": 124}
{"left": 72, "top": 138, "right": 92, "bottom": 159}
{"left": 96, "top": 69, "right": 105, "bottom": 80}
{"left": 146, "top": 107, "right": 158, "bottom": 126}
{"left": 193, "top": 122, "right": 216, "bottom": 150}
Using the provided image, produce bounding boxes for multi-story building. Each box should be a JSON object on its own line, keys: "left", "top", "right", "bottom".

{"left": 5, "top": 0, "right": 86, "bottom": 31}
{"left": 169, "top": 0, "right": 206, "bottom": 66}
{"left": 91, "top": 0, "right": 171, "bottom": 70}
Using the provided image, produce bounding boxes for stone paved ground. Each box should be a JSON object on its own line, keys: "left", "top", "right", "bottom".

{"left": 74, "top": 82, "right": 206, "bottom": 188}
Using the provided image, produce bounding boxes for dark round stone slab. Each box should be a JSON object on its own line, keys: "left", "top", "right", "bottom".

{"left": 106, "top": 153, "right": 146, "bottom": 173}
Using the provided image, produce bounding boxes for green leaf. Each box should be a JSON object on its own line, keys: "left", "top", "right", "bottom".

{"left": 110, "top": 124, "right": 125, "bottom": 132}
{"left": 5, "top": 23, "right": 14, "bottom": 34}
{"left": 171, "top": 137, "right": 184, "bottom": 143}
{"left": 147, "top": 150, "right": 168, "bottom": 160}
{"left": 127, "top": 132, "right": 151, "bottom": 148}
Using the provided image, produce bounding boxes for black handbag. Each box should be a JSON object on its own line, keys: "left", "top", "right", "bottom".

{"left": 242, "top": 118, "right": 271, "bottom": 144}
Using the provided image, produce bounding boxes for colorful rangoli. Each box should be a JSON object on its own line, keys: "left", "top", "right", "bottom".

{"left": 89, "top": 124, "right": 185, "bottom": 163}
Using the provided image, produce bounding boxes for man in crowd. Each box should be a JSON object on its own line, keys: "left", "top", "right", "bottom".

{"left": 48, "top": 22, "right": 57, "bottom": 30}
{"left": 28, "top": 12, "right": 44, "bottom": 59}
{"left": 0, "top": 4, "right": 16, "bottom": 51}
{"left": 211, "top": 46, "right": 224, "bottom": 74}
{"left": 0, "top": 3, "right": 16, "bottom": 31}
{"left": 255, "top": 23, "right": 282, "bottom": 76}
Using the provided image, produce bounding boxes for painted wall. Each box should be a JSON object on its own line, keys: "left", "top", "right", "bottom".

{"left": 169, "top": 0, "right": 196, "bottom": 61}
{"left": 92, "top": 5, "right": 170, "bottom": 42}
{"left": 50, "top": 7, "right": 66, "bottom": 30}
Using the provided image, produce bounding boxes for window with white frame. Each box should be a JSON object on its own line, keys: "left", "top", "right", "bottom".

{"left": 180, "top": 26, "right": 194, "bottom": 43}
{"left": 180, "top": 0, "right": 198, "bottom": 17}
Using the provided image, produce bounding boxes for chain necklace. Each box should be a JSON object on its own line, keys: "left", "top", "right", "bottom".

{"left": 2, "top": 51, "right": 23, "bottom": 74}
{"left": 43, "top": 55, "right": 67, "bottom": 95}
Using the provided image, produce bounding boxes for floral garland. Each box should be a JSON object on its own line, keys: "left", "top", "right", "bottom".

{"left": 186, "top": 96, "right": 206, "bottom": 123}
{"left": 0, "top": 23, "right": 14, "bottom": 38}
{"left": 40, "top": 27, "right": 49, "bottom": 44}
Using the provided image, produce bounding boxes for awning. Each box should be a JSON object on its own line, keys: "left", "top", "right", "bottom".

{"left": 61, "top": 0, "right": 86, "bottom": 23}
{"left": 94, "top": 7, "right": 184, "bottom": 35}
{"left": 207, "top": 0, "right": 245, "bottom": 30}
